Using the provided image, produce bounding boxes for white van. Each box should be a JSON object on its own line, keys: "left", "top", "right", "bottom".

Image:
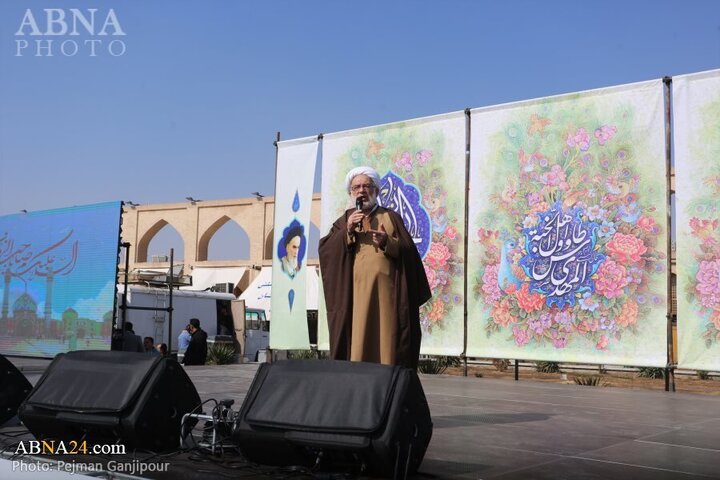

{"left": 243, "top": 308, "right": 269, "bottom": 362}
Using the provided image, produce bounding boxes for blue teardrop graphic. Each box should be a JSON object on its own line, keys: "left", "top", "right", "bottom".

{"left": 288, "top": 289, "right": 295, "bottom": 311}
{"left": 292, "top": 190, "right": 300, "bottom": 212}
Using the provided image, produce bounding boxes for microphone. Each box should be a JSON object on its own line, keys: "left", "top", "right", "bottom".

{"left": 355, "top": 198, "right": 363, "bottom": 231}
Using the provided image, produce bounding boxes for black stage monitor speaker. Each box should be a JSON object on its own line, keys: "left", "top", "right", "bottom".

{"left": 235, "top": 360, "right": 433, "bottom": 478}
{"left": 0, "top": 354, "right": 33, "bottom": 426}
{"left": 19, "top": 350, "right": 201, "bottom": 451}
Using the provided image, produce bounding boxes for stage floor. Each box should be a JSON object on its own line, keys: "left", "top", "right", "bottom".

{"left": 3, "top": 360, "right": 720, "bottom": 479}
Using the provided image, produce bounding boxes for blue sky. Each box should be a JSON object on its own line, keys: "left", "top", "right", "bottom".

{"left": 1, "top": 0, "right": 718, "bottom": 218}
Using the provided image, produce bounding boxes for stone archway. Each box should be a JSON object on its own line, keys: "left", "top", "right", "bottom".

{"left": 198, "top": 215, "right": 251, "bottom": 261}
{"left": 121, "top": 195, "right": 321, "bottom": 275}
{"left": 263, "top": 228, "right": 274, "bottom": 260}
{"left": 136, "top": 219, "right": 169, "bottom": 263}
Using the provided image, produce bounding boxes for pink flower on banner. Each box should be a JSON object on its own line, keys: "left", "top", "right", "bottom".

{"left": 607, "top": 233, "right": 647, "bottom": 264}
{"left": 426, "top": 242, "right": 451, "bottom": 269}
{"left": 541, "top": 165, "right": 569, "bottom": 190}
{"left": 427, "top": 299, "right": 445, "bottom": 323}
{"left": 616, "top": 299, "right": 639, "bottom": 328}
{"left": 424, "top": 265, "right": 440, "bottom": 291}
{"left": 637, "top": 215, "right": 656, "bottom": 233}
{"left": 589, "top": 318, "right": 601, "bottom": 332}
{"left": 689, "top": 217, "right": 719, "bottom": 238}
{"left": 501, "top": 183, "right": 517, "bottom": 203}
{"left": 594, "top": 125, "right": 617, "bottom": 145}
{"left": 515, "top": 283, "right": 545, "bottom": 312}
{"left": 513, "top": 325, "right": 531, "bottom": 346}
{"left": 526, "top": 192, "right": 542, "bottom": 206}
{"left": 595, "top": 260, "right": 629, "bottom": 299}
{"left": 511, "top": 261, "right": 525, "bottom": 284}
{"left": 477, "top": 228, "right": 499, "bottom": 243}
{"left": 416, "top": 149, "right": 432, "bottom": 166}
{"left": 579, "top": 292, "right": 599, "bottom": 312}
{"left": 395, "top": 151, "right": 413, "bottom": 172}
{"left": 553, "top": 309, "right": 574, "bottom": 326}
{"left": 626, "top": 266, "right": 643, "bottom": 285}
{"left": 577, "top": 319, "right": 600, "bottom": 334}
{"left": 566, "top": 128, "right": 591, "bottom": 151}
{"left": 551, "top": 331, "right": 568, "bottom": 349}
{"left": 696, "top": 259, "right": 720, "bottom": 309}
{"left": 712, "top": 310, "right": 720, "bottom": 331}
{"left": 445, "top": 225, "right": 458, "bottom": 240}
{"left": 530, "top": 201, "right": 550, "bottom": 214}
{"left": 703, "top": 236, "right": 720, "bottom": 250}
{"left": 481, "top": 264, "right": 502, "bottom": 304}
{"left": 596, "top": 335, "right": 609, "bottom": 350}
{"left": 492, "top": 298, "right": 516, "bottom": 327}
{"left": 527, "top": 312, "right": 552, "bottom": 335}
{"left": 606, "top": 177, "right": 622, "bottom": 195}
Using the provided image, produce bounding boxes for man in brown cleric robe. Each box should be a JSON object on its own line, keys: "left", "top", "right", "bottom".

{"left": 319, "top": 166, "right": 431, "bottom": 370}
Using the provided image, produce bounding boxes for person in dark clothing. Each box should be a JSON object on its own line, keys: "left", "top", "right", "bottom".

{"left": 182, "top": 318, "right": 208, "bottom": 365}
{"left": 121, "top": 322, "right": 144, "bottom": 353}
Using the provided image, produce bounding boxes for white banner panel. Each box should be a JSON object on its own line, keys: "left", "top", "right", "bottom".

{"left": 319, "top": 112, "right": 466, "bottom": 355}
{"left": 270, "top": 137, "right": 319, "bottom": 349}
{"left": 240, "top": 267, "right": 271, "bottom": 313}
{"left": 468, "top": 80, "right": 668, "bottom": 366}
{"left": 184, "top": 266, "right": 246, "bottom": 292}
{"left": 674, "top": 69, "right": 720, "bottom": 371}
{"left": 241, "top": 267, "right": 319, "bottom": 316}
{"left": 317, "top": 270, "right": 329, "bottom": 350}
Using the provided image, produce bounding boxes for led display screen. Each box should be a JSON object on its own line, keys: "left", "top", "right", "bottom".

{"left": 0, "top": 201, "right": 121, "bottom": 357}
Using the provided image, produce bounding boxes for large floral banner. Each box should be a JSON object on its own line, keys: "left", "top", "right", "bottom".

{"left": 674, "top": 70, "right": 720, "bottom": 371}
{"left": 320, "top": 112, "right": 466, "bottom": 355}
{"left": 468, "top": 80, "right": 668, "bottom": 366}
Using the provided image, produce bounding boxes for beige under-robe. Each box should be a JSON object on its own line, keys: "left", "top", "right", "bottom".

{"left": 347, "top": 209, "right": 400, "bottom": 365}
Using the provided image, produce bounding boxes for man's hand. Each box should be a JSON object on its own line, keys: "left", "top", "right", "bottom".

{"left": 369, "top": 223, "right": 388, "bottom": 249}
{"left": 347, "top": 210, "right": 365, "bottom": 233}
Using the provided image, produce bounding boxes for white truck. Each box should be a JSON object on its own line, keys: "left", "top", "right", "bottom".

{"left": 116, "top": 285, "right": 235, "bottom": 353}
{"left": 115, "top": 285, "right": 269, "bottom": 361}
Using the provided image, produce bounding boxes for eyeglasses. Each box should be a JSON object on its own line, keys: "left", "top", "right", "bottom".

{"left": 350, "top": 183, "right": 375, "bottom": 192}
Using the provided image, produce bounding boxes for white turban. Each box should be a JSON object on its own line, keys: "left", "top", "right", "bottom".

{"left": 345, "top": 166, "right": 381, "bottom": 194}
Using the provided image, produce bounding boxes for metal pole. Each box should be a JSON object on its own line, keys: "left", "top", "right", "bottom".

{"left": 121, "top": 243, "right": 130, "bottom": 329}
{"left": 119, "top": 242, "right": 131, "bottom": 350}
{"left": 168, "top": 248, "right": 174, "bottom": 353}
{"left": 463, "top": 108, "right": 471, "bottom": 377}
{"left": 264, "top": 131, "right": 281, "bottom": 363}
{"left": 117, "top": 242, "right": 175, "bottom": 353}
{"left": 663, "top": 76, "right": 675, "bottom": 392}
{"left": 514, "top": 359, "right": 519, "bottom": 381}
{"left": 111, "top": 205, "right": 127, "bottom": 335}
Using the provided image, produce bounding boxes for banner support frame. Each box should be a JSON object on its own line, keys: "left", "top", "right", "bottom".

{"left": 462, "top": 108, "right": 471, "bottom": 377}
{"left": 662, "top": 76, "right": 676, "bottom": 392}
{"left": 270, "top": 131, "right": 280, "bottom": 362}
